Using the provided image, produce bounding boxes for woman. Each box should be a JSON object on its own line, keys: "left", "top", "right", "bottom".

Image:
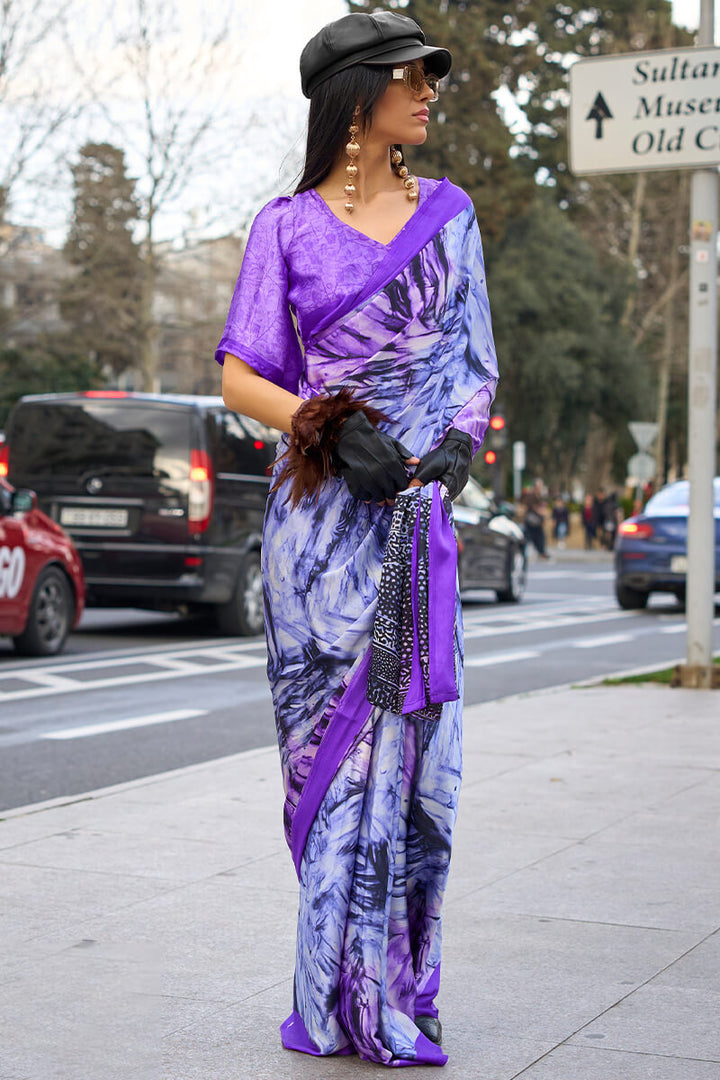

{"left": 218, "top": 11, "right": 498, "bottom": 1067}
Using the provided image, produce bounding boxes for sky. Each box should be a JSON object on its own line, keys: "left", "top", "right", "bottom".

{"left": 2, "top": 0, "right": 709, "bottom": 244}
{"left": 246, "top": 0, "right": 705, "bottom": 88}
{"left": 672, "top": 0, "right": 704, "bottom": 30}
{"left": 246, "top": 1, "right": 704, "bottom": 89}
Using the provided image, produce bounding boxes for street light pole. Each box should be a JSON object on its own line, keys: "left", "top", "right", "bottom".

{"left": 682, "top": 0, "right": 719, "bottom": 688}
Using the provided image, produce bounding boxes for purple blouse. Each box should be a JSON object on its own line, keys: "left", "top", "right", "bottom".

{"left": 215, "top": 178, "right": 443, "bottom": 393}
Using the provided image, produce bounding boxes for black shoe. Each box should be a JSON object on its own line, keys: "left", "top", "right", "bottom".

{"left": 415, "top": 1015, "right": 442, "bottom": 1045}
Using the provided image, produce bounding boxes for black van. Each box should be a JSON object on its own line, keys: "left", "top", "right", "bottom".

{"left": 3, "top": 392, "right": 279, "bottom": 635}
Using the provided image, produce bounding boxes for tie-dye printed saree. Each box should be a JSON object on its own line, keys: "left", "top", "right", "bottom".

{"left": 216, "top": 177, "right": 498, "bottom": 1066}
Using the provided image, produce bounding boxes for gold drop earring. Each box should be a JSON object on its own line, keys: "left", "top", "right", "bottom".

{"left": 345, "top": 109, "right": 360, "bottom": 213}
{"left": 391, "top": 146, "right": 418, "bottom": 203}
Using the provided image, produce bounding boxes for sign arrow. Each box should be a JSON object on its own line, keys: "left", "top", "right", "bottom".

{"left": 586, "top": 92, "right": 613, "bottom": 139}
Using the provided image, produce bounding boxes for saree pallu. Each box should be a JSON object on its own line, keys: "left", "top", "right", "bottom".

{"left": 235, "top": 181, "right": 498, "bottom": 1066}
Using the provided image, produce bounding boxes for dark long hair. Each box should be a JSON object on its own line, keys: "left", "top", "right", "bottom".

{"left": 295, "top": 65, "right": 400, "bottom": 194}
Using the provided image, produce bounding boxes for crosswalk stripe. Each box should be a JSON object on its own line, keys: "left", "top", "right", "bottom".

{"left": 0, "top": 655, "right": 266, "bottom": 703}
{"left": 463, "top": 609, "right": 639, "bottom": 640}
{"left": 573, "top": 633, "right": 634, "bottom": 649}
{"left": 465, "top": 650, "right": 539, "bottom": 667}
{"left": 43, "top": 710, "right": 208, "bottom": 740}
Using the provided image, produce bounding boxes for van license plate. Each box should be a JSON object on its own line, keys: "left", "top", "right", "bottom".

{"left": 60, "top": 507, "right": 129, "bottom": 528}
{"left": 670, "top": 555, "right": 688, "bottom": 573}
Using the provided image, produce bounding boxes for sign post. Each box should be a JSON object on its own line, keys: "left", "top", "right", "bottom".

{"left": 627, "top": 452, "right": 656, "bottom": 485}
{"left": 627, "top": 422, "right": 658, "bottom": 505}
{"left": 628, "top": 422, "right": 659, "bottom": 453}
{"left": 569, "top": 6, "right": 718, "bottom": 688}
{"left": 512, "top": 440, "right": 526, "bottom": 501}
{"left": 684, "top": 0, "right": 719, "bottom": 688}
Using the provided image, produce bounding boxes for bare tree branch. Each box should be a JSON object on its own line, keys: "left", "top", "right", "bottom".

{"left": 633, "top": 267, "right": 689, "bottom": 350}
{"left": 100, "top": 0, "right": 248, "bottom": 387}
{"left": 0, "top": 0, "right": 81, "bottom": 217}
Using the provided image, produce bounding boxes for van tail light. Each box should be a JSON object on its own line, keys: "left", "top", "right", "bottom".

{"left": 83, "top": 390, "right": 129, "bottom": 398}
{"left": 188, "top": 449, "right": 214, "bottom": 534}
{"left": 0, "top": 444, "right": 8, "bottom": 478}
{"left": 619, "top": 520, "right": 654, "bottom": 540}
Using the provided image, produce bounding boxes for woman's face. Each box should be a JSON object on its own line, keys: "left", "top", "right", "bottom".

{"left": 366, "top": 61, "right": 436, "bottom": 147}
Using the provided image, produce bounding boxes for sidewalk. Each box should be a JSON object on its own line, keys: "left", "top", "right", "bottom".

{"left": 2, "top": 682, "right": 719, "bottom": 1080}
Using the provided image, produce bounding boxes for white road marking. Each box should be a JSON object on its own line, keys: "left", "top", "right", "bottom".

{"left": 0, "top": 648, "right": 266, "bottom": 703}
{"left": 465, "top": 650, "right": 539, "bottom": 667}
{"left": 463, "top": 608, "right": 640, "bottom": 640}
{"left": 573, "top": 633, "right": 634, "bottom": 649}
{"left": 43, "top": 709, "right": 208, "bottom": 740}
{"left": 2, "top": 643, "right": 265, "bottom": 678}
{"left": 9, "top": 671, "right": 81, "bottom": 690}
{"left": 660, "top": 624, "right": 688, "bottom": 634}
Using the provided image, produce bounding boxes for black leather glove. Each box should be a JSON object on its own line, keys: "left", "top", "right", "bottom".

{"left": 334, "top": 411, "right": 414, "bottom": 502}
{"left": 413, "top": 428, "right": 473, "bottom": 500}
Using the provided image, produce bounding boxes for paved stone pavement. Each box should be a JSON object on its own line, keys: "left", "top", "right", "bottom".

{"left": 2, "top": 682, "right": 718, "bottom": 1080}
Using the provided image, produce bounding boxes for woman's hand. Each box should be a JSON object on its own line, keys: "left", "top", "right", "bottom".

{"left": 334, "top": 412, "right": 418, "bottom": 505}
{"left": 412, "top": 429, "right": 473, "bottom": 500}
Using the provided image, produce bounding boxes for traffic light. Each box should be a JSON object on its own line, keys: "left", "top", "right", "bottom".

{"left": 488, "top": 413, "right": 507, "bottom": 450}
{"left": 485, "top": 412, "right": 506, "bottom": 498}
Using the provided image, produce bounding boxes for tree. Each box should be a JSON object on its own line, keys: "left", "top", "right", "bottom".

{"left": 488, "top": 195, "right": 645, "bottom": 489}
{"left": 61, "top": 142, "right": 143, "bottom": 375}
{"left": 0, "top": 0, "right": 81, "bottom": 221}
{"left": 501, "top": 0, "right": 690, "bottom": 200}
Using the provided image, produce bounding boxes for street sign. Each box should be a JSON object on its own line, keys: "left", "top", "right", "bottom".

{"left": 628, "top": 421, "right": 659, "bottom": 452}
{"left": 512, "top": 441, "right": 525, "bottom": 501}
{"left": 627, "top": 451, "right": 656, "bottom": 483}
{"left": 569, "top": 46, "right": 720, "bottom": 175}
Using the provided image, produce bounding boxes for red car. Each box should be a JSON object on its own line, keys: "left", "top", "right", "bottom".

{"left": 0, "top": 477, "right": 85, "bottom": 656}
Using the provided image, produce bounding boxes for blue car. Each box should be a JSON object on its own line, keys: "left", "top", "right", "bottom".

{"left": 614, "top": 478, "right": 720, "bottom": 609}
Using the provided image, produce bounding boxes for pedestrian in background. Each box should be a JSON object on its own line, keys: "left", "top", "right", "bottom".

{"left": 582, "top": 493, "right": 595, "bottom": 549}
{"left": 592, "top": 487, "right": 607, "bottom": 543}
{"left": 217, "top": 11, "right": 498, "bottom": 1067}
{"left": 601, "top": 489, "right": 620, "bottom": 550}
{"left": 551, "top": 495, "right": 569, "bottom": 549}
{"left": 524, "top": 491, "right": 549, "bottom": 558}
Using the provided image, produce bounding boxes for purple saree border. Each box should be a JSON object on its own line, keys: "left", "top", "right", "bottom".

{"left": 427, "top": 487, "right": 459, "bottom": 704}
{"left": 290, "top": 648, "right": 375, "bottom": 877}
{"left": 280, "top": 1009, "right": 448, "bottom": 1067}
{"left": 280, "top": 1010, "right": 355, "bottom": 1056}
{"left": 402, "top": 484, "right": 458, "bottom": 714}
{"left": 305, "top": 179, "right": 472, "bottom": 344}
{"left": 416, "top": 962, "right": 442, "bottom": 1018}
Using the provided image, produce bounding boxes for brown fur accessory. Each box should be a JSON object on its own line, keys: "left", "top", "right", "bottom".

{"left": 271, "top": 387, "right": 387, "bottom": 508}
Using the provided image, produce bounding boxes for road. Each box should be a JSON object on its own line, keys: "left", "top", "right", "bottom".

{"left": 1, "top": 554, "right": 718, "bottom": 812}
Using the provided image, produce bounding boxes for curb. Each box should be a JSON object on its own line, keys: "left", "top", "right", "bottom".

{"left": 0, "top": 743, "right": 277, "bottom": 822}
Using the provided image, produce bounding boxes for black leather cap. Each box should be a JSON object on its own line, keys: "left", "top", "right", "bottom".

{"left": 300, "top": 12, "right": 452, "bottom": 99}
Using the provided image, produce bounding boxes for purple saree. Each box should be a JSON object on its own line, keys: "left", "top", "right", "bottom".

{"left": 216, "top": 177, "right": 498, "bottom": 1067}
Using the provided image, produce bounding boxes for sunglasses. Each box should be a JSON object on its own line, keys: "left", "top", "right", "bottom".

{"left": 392, "top": 66, "right": 441, "bottom": 101}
